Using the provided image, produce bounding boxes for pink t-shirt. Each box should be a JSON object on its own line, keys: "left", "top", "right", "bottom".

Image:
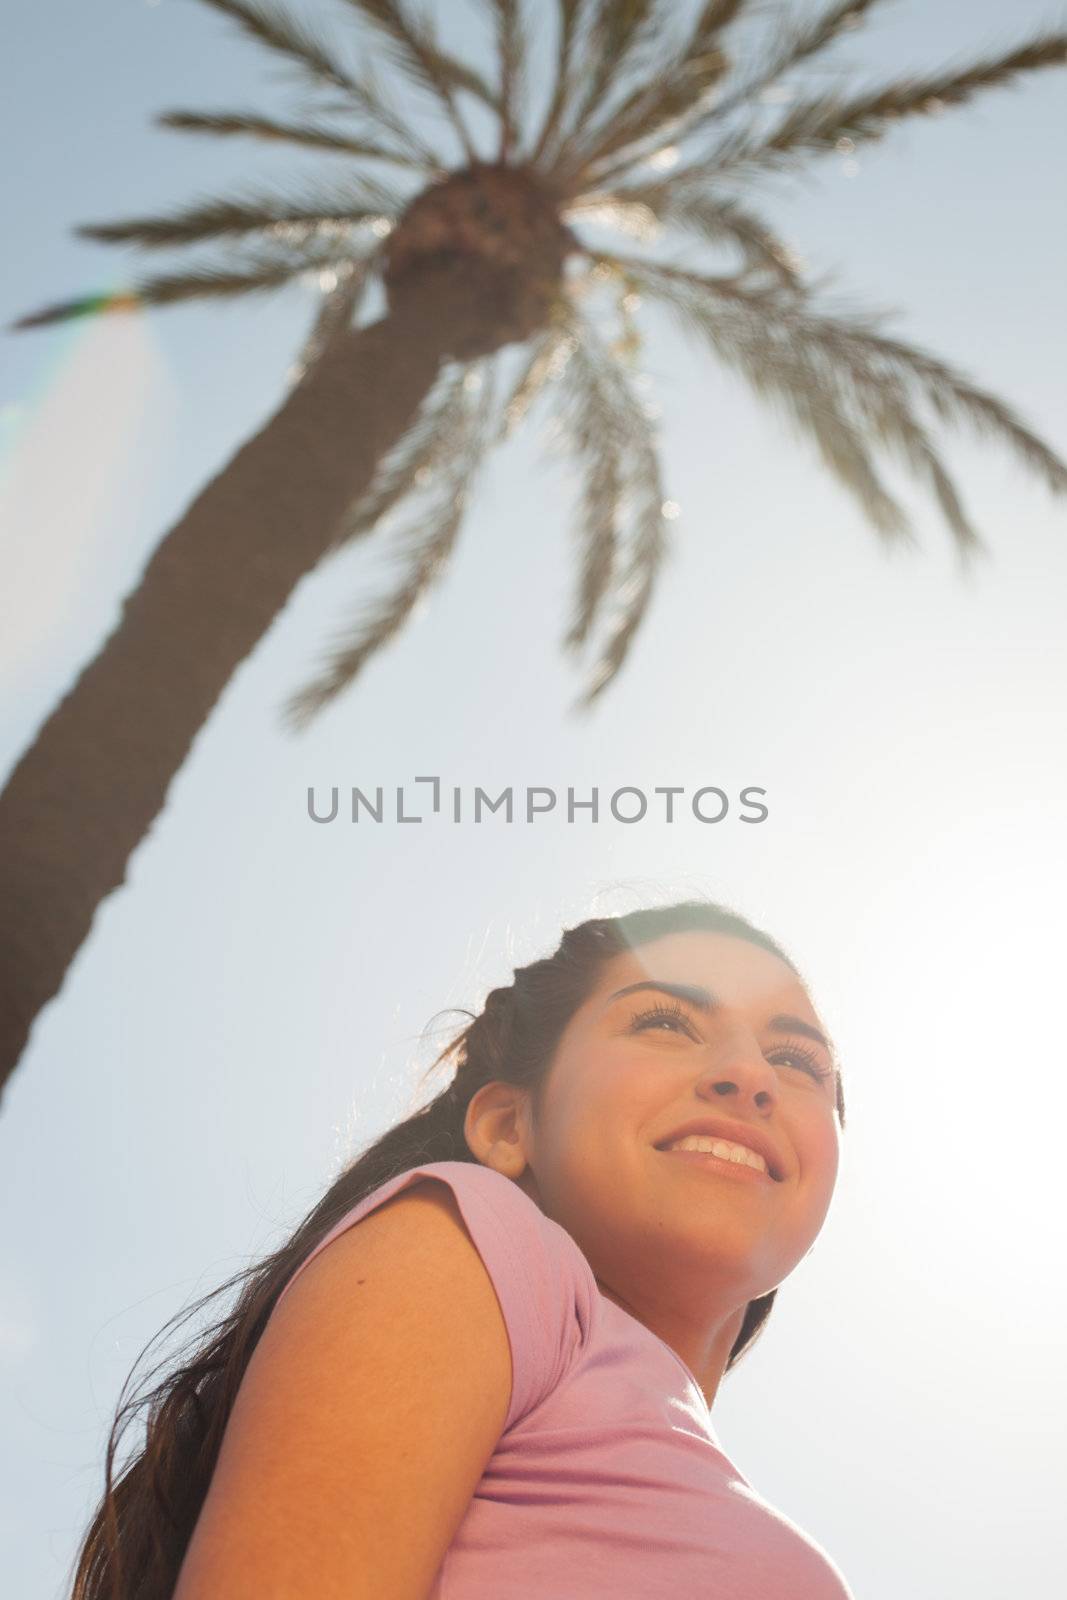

{"left": 272, "top": 1160, "right": 854, "bottom": 1599}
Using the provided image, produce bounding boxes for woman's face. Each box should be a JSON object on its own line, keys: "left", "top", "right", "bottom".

{"left": 518, "top": 931, "right": 842, "bottom": 1312}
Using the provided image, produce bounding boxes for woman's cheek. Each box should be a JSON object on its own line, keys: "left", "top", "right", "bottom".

{"left": 807, "top": 1115, "right": 841, "bottom": 1198}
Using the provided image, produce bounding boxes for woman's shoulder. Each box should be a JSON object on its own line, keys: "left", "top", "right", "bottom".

{"left": 395, "top": 1159, "right": 586, "bottom": 1247}
{"left": 276, "top": 1160, "right": 596, "bottom": 1428}
{"left": 286, "top": 1160, "right": 592, "bottom": 1284}
{"left": 375, "top": 1160, "right": 598, "bottom": 1301}
{"left": 179, "top": 1173, "right": 513, "bottom": 1597}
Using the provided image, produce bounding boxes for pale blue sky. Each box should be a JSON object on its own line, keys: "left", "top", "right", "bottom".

{"left": 2, "top": 2, "right": 1065, "bottom": 1595}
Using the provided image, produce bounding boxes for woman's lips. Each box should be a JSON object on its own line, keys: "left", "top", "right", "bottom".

{"left": 653, "top": 1118, "right": 784, "bottom": 1179}
{"left": 658, "top": 1147, "right": 774, "bottom": 1182}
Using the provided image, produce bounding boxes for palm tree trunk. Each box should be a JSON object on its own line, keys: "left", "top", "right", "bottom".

{"left": 0, "top": 296, "right": 460, "bottom": 1099}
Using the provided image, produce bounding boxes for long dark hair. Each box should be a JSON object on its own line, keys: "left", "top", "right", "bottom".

{"left": 71, "top": 899, "right": 845, "bottom": 1599}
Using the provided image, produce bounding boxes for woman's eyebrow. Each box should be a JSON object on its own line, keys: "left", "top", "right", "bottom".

{"left": 766, "top": 1014, "right": 834, "bottom": 1058}
{"left": 606, "top": 982, "right": 834, "bottom": 1056}
{"left": 607, "top": 979, "right": 715, "bottom": 1011}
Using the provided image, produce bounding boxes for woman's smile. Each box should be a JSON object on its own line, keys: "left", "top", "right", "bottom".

{"left": 652, "top": 1116, "right": 785, "bottom": 1179}
{"left": 657, "top": 1145, "right": 775, "bottom": 1182}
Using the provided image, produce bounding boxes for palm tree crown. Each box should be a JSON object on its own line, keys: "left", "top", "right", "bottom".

{"left": 19, "top": 0, "right": 1067, "bottom": 710}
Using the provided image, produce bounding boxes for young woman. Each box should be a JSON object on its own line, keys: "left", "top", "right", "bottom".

{"left": 72, "top": 900, "right": 853, "bottom": 1599}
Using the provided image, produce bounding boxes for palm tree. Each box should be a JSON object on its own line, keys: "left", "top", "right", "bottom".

{"left": 2, "top": 0, "right": 1065, "bottom": 1098}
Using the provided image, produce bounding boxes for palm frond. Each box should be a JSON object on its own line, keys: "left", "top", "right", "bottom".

{"left": 715, "top": 0, "right": 891, "bottom": 122}
{"left": 779, "top": 335, "right": 986, "bottom": 555}
{"left": 585, "top": 252, "right": 788, "bottom": 305}
{"left": 498, "top": 327, "right": 575, "bottom": 440}
{"left": 605, "top": 179, "right": 804, "bottom": 285}
{"left": 330, "top": 366, "right": 476, "bottom": 553}
{"left": 556, "top": 0, "right": 745, "bottom": 185}
{"left": 558, "top": 57, "right": 726, "bottom": 188}
{"left": 76, "top": 180, "right": 401, "bottom": 251}
{"left": 10, "top": 246, "right": 357, "bottom": 329}
{"left": 191, "top": 0, "right": 359, "bottom": 96}
{"left": 569, "top": 439, "right": 624, "bottom": 652}
{"left": 11, "top": 292, "right": 139, "bottom": 330}
{"left": 557, "top": 347, "right": 625, "bottom": 649}
{"left": 549, "top": 306, "right": 671, "bottom": 700}
{"left": 816, "top": 316, "right": 1067, "bottom": 497}
{"left": 192, "top": 0, "right": 444, "bottom": 162}
{"left": 562, "top": 1, "right": 663, "bottom": 146}
{"left": 287, "top": 256, "right": 376, "bottom": 384}
{"left": 606, "top": 254, "right": 911, "bottom": 541}
{"left": 688, "top": 0, "right": 748, "bottom": 39}
{"left": 346, "top": 57, "right": 445, "bottom": 166}
{"left": 698, "top": 288, "right": 1067, "bottom": 502}
{"left": 157, "top": 109, "right": 438, "bottom": 172}
{"left": 530, "top": 0, "right": 594, "bottom": 163}
{"left": 873, "top": 400, "right": 982, "bottom": 556}
{"left": 339, "top": 0, "right": 500, "bottom": 159}
{"left": 767, "top": 0, "right": 888, "bottom": 73}
{"left": 794, "top": 320, "right": 1062, "bottom": 552}
{"left": 620, "top": 261, "right": 1067, "bottom": 552}
{"left": 562, "top": 190, "right": 664, "bottom": 243}
{"left": 479, "top": 0, "right": 528, "bottom": 162}
{"left": 708, "top": 31, "right": 1067, "bottom": 175}
{"left": 285, "top": 365, "right": 497, "bottom": 724}
{"left": 793, "top": 387, "right": 913, "bottom": 543}
{"left": 346, "top": 0, "right": 503, "bottom": 112}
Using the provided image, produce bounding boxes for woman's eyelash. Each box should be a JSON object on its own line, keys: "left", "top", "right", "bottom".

{"left": 629, "top": 1003, "right": 832, "bottom": 1082}
{"left": 765, "top": 1044, "right": 833, "bottom": 1082}
{"left": 629, "top": 1000, "right": 697, "bottom": 1036}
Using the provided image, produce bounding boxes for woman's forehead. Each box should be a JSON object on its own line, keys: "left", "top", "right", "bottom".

{"left": 595, "top": 930, "right": 815, "bottom": 1016}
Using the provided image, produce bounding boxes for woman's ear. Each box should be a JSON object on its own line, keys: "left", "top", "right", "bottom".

{"left": 463, "top": 1080, "right": 532, "bottom": 1178}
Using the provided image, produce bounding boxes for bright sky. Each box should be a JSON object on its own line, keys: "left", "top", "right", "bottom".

{"left": 2, "top": 2, "right": 1065, "bottom": 1595}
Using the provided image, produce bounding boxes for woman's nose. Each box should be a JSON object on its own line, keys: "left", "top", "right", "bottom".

{"left": 694, "top": 1034, "right": 777, "bottom": 1112}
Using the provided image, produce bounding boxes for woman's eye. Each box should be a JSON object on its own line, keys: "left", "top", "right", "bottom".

{"left": 627, "top": 1011, "right": 832, "bottom": 1082}
{"left": 630, "top": 1004, "right": 695, "bottom": 1036}
{"left": 768, "top": 1047, "right": 831, "bottom": 1082}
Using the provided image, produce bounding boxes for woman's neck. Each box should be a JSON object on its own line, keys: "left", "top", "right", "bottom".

{"left": 593, "top": 1277, "right": 746, "bottom": 1408}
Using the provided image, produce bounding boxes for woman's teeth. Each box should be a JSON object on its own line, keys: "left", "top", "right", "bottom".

{"left": 664, "top": 1135, "right": 768, "bottom": 1173}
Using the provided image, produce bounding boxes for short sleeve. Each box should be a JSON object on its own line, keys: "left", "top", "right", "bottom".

{"left": 271, "top": 1160, "right": 594, "bottom": 1431}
